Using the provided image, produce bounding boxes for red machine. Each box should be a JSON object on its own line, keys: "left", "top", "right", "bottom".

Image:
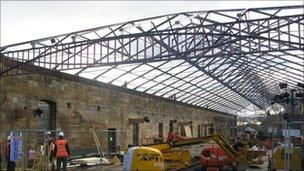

{"left": 166, "top": 131, "right": 184, "bottom": 142}
{"left": 200, "top": 146, "right": 234, "bottom": 171}
{"left": 263, "top": 139, "right": 272, "bottom": 150}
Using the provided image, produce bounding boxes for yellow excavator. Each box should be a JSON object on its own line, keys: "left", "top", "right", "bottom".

{"left": 123, "top": 133, "right": 264, "bottom": 171}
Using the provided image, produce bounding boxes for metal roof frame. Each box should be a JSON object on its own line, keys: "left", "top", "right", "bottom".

{"left": 1, "top": 5, "right": 303, "bottom": 115}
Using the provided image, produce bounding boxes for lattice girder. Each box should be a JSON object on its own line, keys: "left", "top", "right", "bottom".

{"left": 1, "top": 5, "right": 303, "bottom": 114}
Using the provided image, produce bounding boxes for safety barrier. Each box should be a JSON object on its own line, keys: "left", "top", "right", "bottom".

{"left": 0, "top": 129, "right": 126, "bottom": 170}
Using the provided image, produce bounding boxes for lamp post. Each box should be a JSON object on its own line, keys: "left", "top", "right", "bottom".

{"left": 285, "top": 114, "right": 290, "bottom": 171}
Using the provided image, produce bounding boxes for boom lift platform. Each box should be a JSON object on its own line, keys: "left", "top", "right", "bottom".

{"left": 123, "top": 133, "right": 265, "bottom": 171}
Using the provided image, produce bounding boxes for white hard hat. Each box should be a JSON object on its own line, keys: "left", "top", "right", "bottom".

{"left": 45, "top": 131, "right": 51, "bottom": 135}
{"left": 58, "top": 132, "right": 64, "bottom": 137}
{"left": 7, "top": 135, "right": 11, "bottom": 141}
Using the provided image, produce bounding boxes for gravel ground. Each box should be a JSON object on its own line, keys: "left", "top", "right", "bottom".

{"left": 67, "top": 155, "right": 269, "bottom": 171}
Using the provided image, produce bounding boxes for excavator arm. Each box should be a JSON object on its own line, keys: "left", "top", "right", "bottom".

{"left": 147, "top": 143, "right": 172, "bottom": 151}
{"left": 210, "top": 134, "right": 239, "bottom": 161}
{"left": 172, "top": 135, "right": 215, "bottom": 147}
{"left": 173, "top": 133, "right": 239, "bottom": 160}
{"left": 146, "top": 133, "right": 239, "bottom": 160}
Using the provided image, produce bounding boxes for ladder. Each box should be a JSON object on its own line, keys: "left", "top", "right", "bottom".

{"left": 91, "top": 130, "right": 105, "bottom": 158}
{"left": 32, "top": 143, "right": 52, "bottom": 170}
{"left": 32, "top": 146, "right": 45, "bottom": 170}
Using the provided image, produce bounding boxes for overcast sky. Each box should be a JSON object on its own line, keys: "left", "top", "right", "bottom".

{"left": 1, "top": 1, "right": 302, "bottom": 46}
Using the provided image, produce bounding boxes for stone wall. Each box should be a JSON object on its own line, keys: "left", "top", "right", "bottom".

{"left": 0, "top": 71, "right": 236, "bottom": 150}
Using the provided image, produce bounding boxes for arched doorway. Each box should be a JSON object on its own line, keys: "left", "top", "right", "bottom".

{"left": 36, "top": 100, "right": 56, "bottom": 143}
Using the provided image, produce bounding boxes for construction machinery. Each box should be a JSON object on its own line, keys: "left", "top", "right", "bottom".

{"left": 271, "top": 146, "right": 302, "bottom": 171}
{"left": 123, "top": 146, "right": 165, "bottom": 171}
{"left": 200, "top": 146, "right": 235, "bottom": 171}
{"left": 123, "top": 133, "right": 265, "bottom": 171}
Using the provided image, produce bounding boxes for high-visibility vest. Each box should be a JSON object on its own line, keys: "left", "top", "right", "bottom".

{"left": 55, "top": 139, "right": 68, "bottom": 157}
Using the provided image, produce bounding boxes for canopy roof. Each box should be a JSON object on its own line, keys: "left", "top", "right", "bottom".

{"left": 1, "top": 5, "right": 303, "bottom": 115}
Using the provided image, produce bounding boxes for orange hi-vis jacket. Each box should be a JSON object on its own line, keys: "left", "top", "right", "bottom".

{"left": 55, "top": 139, "right": 68, "bottom": 158}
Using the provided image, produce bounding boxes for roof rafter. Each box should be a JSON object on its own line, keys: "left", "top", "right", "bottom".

{"left": 1, "top": 5, "right": 303, "bottom": 115}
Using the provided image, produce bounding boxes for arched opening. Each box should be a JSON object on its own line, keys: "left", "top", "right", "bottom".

{"left": 36, "top": 99, "right": 56, "bottom": 143}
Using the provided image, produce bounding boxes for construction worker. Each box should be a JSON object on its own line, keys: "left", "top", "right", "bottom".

{"left": 3, "top": 136, "right": 16, "bottom": 171}
{"left": 166, "top": 131, "right": 184, "bottom": 142}
{"left": 45, "top": 131, "right": 55, "bottom": 170}
{"left": 166, "top": 131, "right": 175, "bottom": 142}
{"left": 54, "top": 132, "right": 70, "bottom": 171}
